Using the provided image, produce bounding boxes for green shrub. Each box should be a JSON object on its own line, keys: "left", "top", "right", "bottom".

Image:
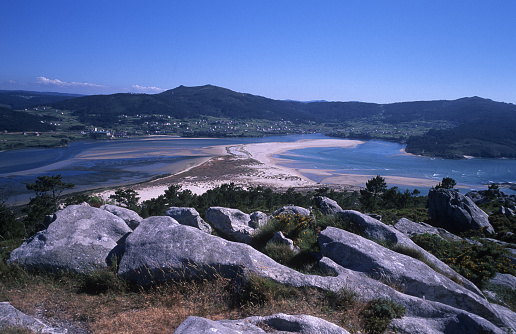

{"left": 360, "top": 298, "right": 405, "bottom": 334}
{"left": 411, "top": 233, "right": 516, "bottom": 288}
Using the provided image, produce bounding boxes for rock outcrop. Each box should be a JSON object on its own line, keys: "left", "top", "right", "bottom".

{"left": 8, "top": 205, "right": 132, "bottom": 273}
{"left": 318, "top": 227, "right": 503, "bottom": 326}
{"left": 0, "top": 302, "right": 66, "bottom": 334}
{"left": 205, "top": 207, "right": 256, "bottom": 243}
{"left": 174, "top": 313, "right": 350, "bottom": 334}
{"left": 7, "top": 203, "right": 516, "bottom": 333}
{"left": 428, "top": 188, "right": 495, "bottom": 234}
{"left": 336, "top": 210, "right": 480, "bottom": 293}
{"left": 166, "top": 207, "right": 212, "bottom": 233}
{"left": 269, "top": 231, "right": 300, "bottom": 252}
{"left": 249, "top": 211, "right": 268, "bottom": 228}
{"left": 272, "top": 205, "right": 311, "bottom": 217}
{"left": 314, "top": 196, "right": 343, "bottom": 215}
{"left": 101, "top": 204, "right": 143, "bottom": 229}
{"left": 394, "top": 217, "right": 462, "bottom": 241}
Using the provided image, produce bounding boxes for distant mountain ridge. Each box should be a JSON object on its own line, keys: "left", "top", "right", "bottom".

{"left": 1, "top": 85, "right": 516, "bottom": 158}
{"left": 0, "top": 90, "right": 83, "bottom": 110}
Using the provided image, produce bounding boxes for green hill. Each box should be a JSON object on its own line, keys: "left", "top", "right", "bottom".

{"left": 0, "top": 90, "right": 82, "bottom": 110}
{"left": 2, "top": 85, "right": 516, "bottom": 158}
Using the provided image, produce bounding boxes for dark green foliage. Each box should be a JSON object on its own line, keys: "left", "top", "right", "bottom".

{"left": 0, "top": 106, "right": 57, "bottom": 132}
{"left": 23, "top": 175, "right": 74, "bottom": 236}
{"left": 325, "top": 288, "right": 359, "bottom": 311}
{"left": 79, "top": 268, "right": 127, "bottom": 295}
{"left": 139, "top": 194, "right": 168, "bottom": 218}
{"left": 0, "top": 204, "right": 24, "bottom": 240}
{"left": 360, "top": 176, "right": 423, "bottom": 212}
{"left": 233, "top": 274, "right": 301, "bottom": 308}
{"left": 360, "top": 175, "right": 387, "bottom": 211}
{"left": 360, "top": 298, "right": 405, "bottom": 334}
{"left": 0, "top": 90, "right": 81, "bottom": 109}
{"left": 26, "top": 175, "right": 74, "bottom": 213}
{"left": 109, "top": 189, "right": 140, "bottom": 211}
{"left": 488, "top": 214, "right": 516, "bottom": 243}
{"left": 435, "top": 177, "right": 457, "bottom": 190}
{"left": 412, "top": 233, "right": 516, "bottom": 288}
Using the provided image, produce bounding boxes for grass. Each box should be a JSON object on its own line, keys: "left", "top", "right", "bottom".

{"left": 0, "top": 251, "right": 407, "bottom": 334}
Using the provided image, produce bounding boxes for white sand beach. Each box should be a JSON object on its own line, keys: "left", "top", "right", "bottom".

{"left": 96, "top": 138, "right": 445, "bottom": 203}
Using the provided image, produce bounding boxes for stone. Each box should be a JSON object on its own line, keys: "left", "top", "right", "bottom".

{"left": 428, "top": 188, "right": 495, "bottom": 234}
{"left": 8, "top": 205, "right": 132, "bottom": 273}
{"left": 336, "top": 210, "right": 480, "bottom": 294}
{"left": 116, "top": 216, "right": 516, "bottom": 331}
{"left": 174, "top": 313, "right": 350, "bottom": 334}
{"left": 394, "top": 217, "right": 462, "bottom": 241}
{"left": 117, "top": 218, "right": 338, "bottom": 288}
{"left": 269, "top": 231, "right": 300, "bottom": 252}
{"left": 272, "top": 205, "right": 311, "bottom": 217}
{"left": 488, "top": 273, "right": 516, "bottom": 290}
{"left": 173, "top": 316, "right": 265, "bottom": 334}
{"left": 0, "top": 302, "right": 66, "bottom": 334}
{"left": 314, "top": 196, "right": 343, "bottom": 215}
{"left": 166, "top": 207, "right": 212, "bottom": 233}
{"left": 500, "top": 206, "right": 516, "bottom": 217}
{"left": 318, "top": 227, "right": 505, "bottom": 327}
{"left": 205, "top": 207, "right": 255, "bottom": 243}
{"left": 249, "top": 211, "right": 268, "bottom": 228}
{"left": 101, "top": 204, "right": 142, "bottom": 229}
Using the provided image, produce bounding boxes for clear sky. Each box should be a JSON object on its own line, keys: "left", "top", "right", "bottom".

{"left": 1, "top": 1, "right": 515, "bottom": 104}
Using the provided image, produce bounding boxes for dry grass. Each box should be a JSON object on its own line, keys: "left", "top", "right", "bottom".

{"left": 0, "top": 265, "right": 377, "bottom": 334}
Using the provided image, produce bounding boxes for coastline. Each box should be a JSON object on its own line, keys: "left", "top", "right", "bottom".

{"left": 97, "top": 138, "right": 446, "bottom": 203}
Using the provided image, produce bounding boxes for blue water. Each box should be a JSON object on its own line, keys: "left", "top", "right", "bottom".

{"left": 275, "top": 140, "right": 516, "bottom": 194}
{"left": 0, "top": 134, "right": 318, "bottom": 204}
{"left": 1, "top": 134, "right": 515, "bottom": 204}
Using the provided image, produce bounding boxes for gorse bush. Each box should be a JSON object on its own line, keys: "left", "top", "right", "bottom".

{"left": 411, "top": 233, "right": 516, "bottom": 288}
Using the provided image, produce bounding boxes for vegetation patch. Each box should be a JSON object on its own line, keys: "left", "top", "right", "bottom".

{"left": 411, "top": 233, "right": 516, "bottom": 288}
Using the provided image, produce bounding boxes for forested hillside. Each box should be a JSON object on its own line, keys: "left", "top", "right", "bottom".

{"left": 0, "top": 90, "right": 82, "bottom": 110}
{"left": 2, "top": 85, "right": 516, "bottom": 158}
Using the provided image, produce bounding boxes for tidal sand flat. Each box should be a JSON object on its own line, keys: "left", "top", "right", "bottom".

{"left": 119, "top": 138, "right": 444, "bottom": 202}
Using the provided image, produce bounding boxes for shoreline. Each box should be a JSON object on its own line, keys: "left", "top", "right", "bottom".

{"left": 97, "top": 138, "right": 449, "bottom": 203}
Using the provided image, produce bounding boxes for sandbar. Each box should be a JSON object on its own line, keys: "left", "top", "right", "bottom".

{"left": 98, "top": 138, "right": 447, "bottom": 203}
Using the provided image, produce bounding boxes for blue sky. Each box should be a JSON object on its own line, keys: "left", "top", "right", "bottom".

{"left": 1, "top": 1, "right": 515, "bottom": 104}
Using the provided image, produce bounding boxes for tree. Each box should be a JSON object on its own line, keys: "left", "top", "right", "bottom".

{"left": 435, "top": 177, "right": 457, "bottom": 190}
{"left": 26, "top": 175, "right": 75, "bottom": 213}
{"left": 24, "top": 174, "right": 74, "bottom": 236}
{"left": 109, "top": 189, "right": 140, "bottom": 210}
{"left": 0, "top": 186, "right": 24, "bottom": 240}
{"left": 360, "top": 175, "right": 387, "bottom": 211}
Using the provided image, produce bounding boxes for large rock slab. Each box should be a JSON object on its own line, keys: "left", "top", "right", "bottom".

{"left": 205, "top": 207, "right": 255, "bottom": 243}
{"left": 166, "top": 207, "right": 212, "bottom": 233}
{"left": 488, "top": 273, "right": 516, "bottom": 290}
{"left": 318, "top": 227, "right": 505, "bottom": 327}
{"left": 394, "top": 217, "right": 462, "bottom": 241}
{"left": 336, "top": 210, "right": 479, "bottom": 294}
{"left": 0, "top": 302, "right": 66, "bottom": 334}
{"left": 101, "top": 204, "right": 142, "bottom": 229}
{"left": 428, "top": 188, "right": 495, "bottom": 234}
{"left": 272, "top": 205, "right": 311, "bottom": 217}
{"left": 117, "top": 216, "right": 515, "bottom": 332}
{"left": 117, "top": 217, "right": 337, "bottom": 288}
{"left": 8, "top": 205, "right": 132, "bottom": 273}
{"left": 174, "top": 313, "right": 349, "bottom": 334}
{"left": 314, "top": 196, "right": 343, "bottom": 215}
